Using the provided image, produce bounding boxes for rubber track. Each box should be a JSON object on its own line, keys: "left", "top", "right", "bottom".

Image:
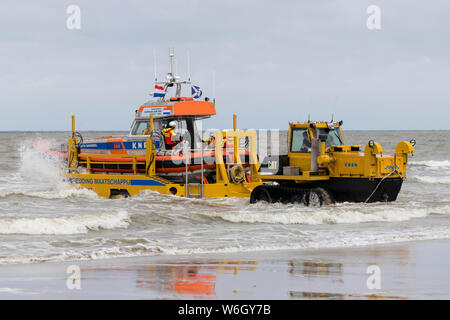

{"left": 251, "top": 185, "right": 333, "bottom": 205}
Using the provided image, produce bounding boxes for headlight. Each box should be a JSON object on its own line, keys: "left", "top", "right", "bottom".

{"left": 368, "top": 140, "right": 374, "bottom": 148}
{"left": 410, "top": 139, "right": 416, "bottom": 146}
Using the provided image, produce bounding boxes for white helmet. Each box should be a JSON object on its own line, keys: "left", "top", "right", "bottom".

{"left": 168, "top": 121, "right": 176, "bottom": 128}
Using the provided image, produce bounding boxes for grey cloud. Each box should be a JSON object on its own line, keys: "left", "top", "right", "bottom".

{"left": 0, "top": 0, "right": 449, "bottom": 131}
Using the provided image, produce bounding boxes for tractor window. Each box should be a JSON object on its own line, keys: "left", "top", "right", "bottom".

{"left": 290, "top": 128, "right": 311, "bottom": 153}
{"left": 320, "top": 128, "right": 343, "bottom": 148}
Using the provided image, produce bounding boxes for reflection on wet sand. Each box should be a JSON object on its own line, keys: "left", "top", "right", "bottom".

{"left": 289, "top": 261, "right": 343, "bottom": 277}
{"left": 136, "top": 260, "right": 258, "bottom": 297}
{"left": 288, "top": 261, "right": 408, "bottom": 299}
{"left": 1, "top": 239, "right": 446, "bottom": 299}
{"left": 286, "top": 246, "right": 412, "bottom": 300}
{"left": 58, "top": 241, "right": 437, "bottom": 299}
{"left": 289, "top": 291, "right": 407, "bottom": 299}
{"left": 133, "top": 251, "right": 413, "bottom": 299}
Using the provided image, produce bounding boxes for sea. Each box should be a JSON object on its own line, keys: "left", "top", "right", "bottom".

{"left": 0, "top": 130, "right": 449, "bottom": 265}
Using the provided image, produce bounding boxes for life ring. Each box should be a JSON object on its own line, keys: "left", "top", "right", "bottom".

{"left": 230, "top": 165, "right": 245, "bottom": 184}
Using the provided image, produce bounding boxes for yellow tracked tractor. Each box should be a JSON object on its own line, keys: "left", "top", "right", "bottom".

{"left": 251, "top": 121, "right": 415, "bottom": 205}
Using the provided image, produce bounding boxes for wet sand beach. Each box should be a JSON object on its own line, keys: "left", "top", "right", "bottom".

{"left": 1, "top": 238, "right": 449, "bottom": 299}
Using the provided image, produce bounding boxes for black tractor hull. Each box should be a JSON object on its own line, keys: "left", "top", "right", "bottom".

{"left": 251, "top": 177, "right": 404, "bottom": 204}
{"left": 324, "top": 177, "right": 403, "bottom": 203}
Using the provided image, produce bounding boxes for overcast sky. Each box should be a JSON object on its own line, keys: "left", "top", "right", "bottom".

{"left": 0, "top": 0, "right": 449, "bottom": 131}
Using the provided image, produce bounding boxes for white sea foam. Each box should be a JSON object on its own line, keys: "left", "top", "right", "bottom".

{"left": 18, "top": 143, "right": 64, "bottom": 184}
{"left": 1, "top": 226, "right": 450, "bottom": 265}
{"left": 198, "top": 205, "right": 448, "bottom": 225}
{"left": 0, "top": 185, "right": 99, "bottom": 199}
{"left": 410, "top": 160, "right": 450, "bottom": 168}
{"left": 0, "top": 142, "right": 99, "bottom": 200}
{"left": 0, "top": 288, "right": 38, "bottom": 295}
{"left": 410, "top": 175, "right": 450, "bottom": 185}
{"left": 0, "top": 210, "right": 130, "bottom": 235}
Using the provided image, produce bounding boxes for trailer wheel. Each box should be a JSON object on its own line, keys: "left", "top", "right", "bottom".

{"left": 250, "top": 186, "right": 273, "bottom": 204}
{"left": 110, "top": 189, "right": 130, "bottom": 199}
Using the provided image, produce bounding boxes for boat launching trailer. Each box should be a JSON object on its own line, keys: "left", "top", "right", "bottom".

{"left": 64, "top": 117, "right": 415, "bottom": 205}
{"left": 66, "top": 115, "right": 262, "bottom": 199}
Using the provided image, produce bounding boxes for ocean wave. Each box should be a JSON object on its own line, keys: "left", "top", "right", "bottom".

{"left": 0, "top": 288, "right": 38, "bottom": 295}
{"left": 0, "top": 185, "right": 99, "bottom": 200}
{"left": 0, "top": 210, "right": 130, "bottom": 235}
{"left": 0, "top": 142, "right": 75, "bottom": 199}
{"left": 410, "top": 175, "right": 450, "bottom": 185}
{"left": 410, "top": 160, "right": 450, "bottom": 168}
{"left": 18, "top": 143, "right": 65, "bottom": 183}
{"left": 1, "top": 227, "right": 450, "bottom": 265}
{"left": 198, "top": 205, "right": 450, "bottom": 225}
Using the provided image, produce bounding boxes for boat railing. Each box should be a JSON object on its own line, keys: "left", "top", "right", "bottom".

{"left": 182, "top": 137, "right": 256, "bottom": 198}
{"left": 74, "top": 144, "right": 252, "bottom": 175}
{"left": 77, "top": 153, "right": 146, "bottom": 175}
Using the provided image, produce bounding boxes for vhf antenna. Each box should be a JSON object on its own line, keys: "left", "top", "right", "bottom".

{"left": 187, "top": 50, "right": 191, "bottom": 82}
{"left": 153, "top": 49, "right": 157, "bottom": 82}
{"left": 169, "top": 48, "right": 174, "bottom": 76}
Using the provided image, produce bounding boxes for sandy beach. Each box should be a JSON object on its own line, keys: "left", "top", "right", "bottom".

{"left": 0, "top": 238, "right": 449, "bottom": 299}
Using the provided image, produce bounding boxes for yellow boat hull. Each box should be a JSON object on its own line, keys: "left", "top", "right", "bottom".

{"left": 65, "top": 173, "right": 261, "bottom": 199}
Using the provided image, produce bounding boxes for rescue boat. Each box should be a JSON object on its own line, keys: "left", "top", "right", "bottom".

{"left": 39, "top": 51, "right": 414, "bottom": 204}
{"left": 34, "top": 52, "right": 250, "bottom": 183}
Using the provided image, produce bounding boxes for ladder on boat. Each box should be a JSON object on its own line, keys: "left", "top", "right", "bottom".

{"left": 184, "top": 144, "right": 204, "bottom": 199}
{"left": 186, "top": 183, "right": 203, "bottom": 198}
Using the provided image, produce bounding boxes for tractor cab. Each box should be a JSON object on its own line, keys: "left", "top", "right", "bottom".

{"left": 288, "top": 121, "right": 346, "bottom": 173}
{"left": 290, "top": 123, "right": 344, "bottom": 153}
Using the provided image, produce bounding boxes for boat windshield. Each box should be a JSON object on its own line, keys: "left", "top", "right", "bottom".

{"left": 131, "top": 121, "right": 152, "bottom": 135}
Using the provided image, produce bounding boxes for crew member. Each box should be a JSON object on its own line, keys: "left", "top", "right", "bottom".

{"left": 300, "top": 130, "right": 311, "bottom": 152}
{"left": 203, "top": 135, "right": 216, "bottom": 148}
{"left": 141, "top": 124, "right": 150, "bottom": 135}
{"left": 162, "top": 121, "right": 178, "bottom": 150}
{"left": 203, "top": 134, "right": 231, "bottom": 148}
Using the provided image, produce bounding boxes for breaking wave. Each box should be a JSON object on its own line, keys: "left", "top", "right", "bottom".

{"left": 18, "top": 142, "right": 64, "bottom": 184}
{"left": 199, "top": 205, "right": 450, "bottom": 225}
{"left": 0, "top": 210, "right": 130, "bottom": 235}
{"left": 410, "top": 160, "right": 450, "bottom": 168}
{"left": 0, "top": 142, "right": 99, "bottom": 200}
{"left": 410, "top": 175, "right": 450, "bottom": 185}
{"left": 1, "top": 226, "right": 450, "bottom": 265}
{"left": 0, "top": 186, "right": 99, "bottom": 199}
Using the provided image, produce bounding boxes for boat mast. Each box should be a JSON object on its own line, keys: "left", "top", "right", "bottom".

{"left": 154, "top": 49, "right": 191, "bottom": 100}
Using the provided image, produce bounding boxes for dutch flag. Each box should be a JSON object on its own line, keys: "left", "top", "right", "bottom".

{"left": 153, "top": 85, "right": 165, "bottom": 98}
